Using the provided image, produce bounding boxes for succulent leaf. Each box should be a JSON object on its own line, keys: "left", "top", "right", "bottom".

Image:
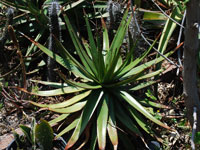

{"left": 35, "top": 120, "right": 54, "bottom": 150}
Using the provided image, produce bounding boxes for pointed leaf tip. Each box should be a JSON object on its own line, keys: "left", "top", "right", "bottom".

{"left": 101, "top": 17, "right": 107, "bottom": 29}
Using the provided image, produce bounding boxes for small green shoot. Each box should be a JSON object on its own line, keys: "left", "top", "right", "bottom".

{"left": 145, "top": 89, "right": 157, "bottom": 101}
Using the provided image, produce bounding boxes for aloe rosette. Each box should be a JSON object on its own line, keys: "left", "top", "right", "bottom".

{"left": 22, "top": 6, "right": 176, "bottom": 150}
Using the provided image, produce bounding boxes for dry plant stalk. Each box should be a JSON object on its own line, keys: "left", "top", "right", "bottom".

{"left": 8, "top": 25, "right": 27, "bottom": 89}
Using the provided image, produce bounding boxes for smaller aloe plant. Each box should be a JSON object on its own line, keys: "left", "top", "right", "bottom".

{"left": 13, "top": 119, "right": 54, "bottom": 150}
{"left": 20, "top": 4, "right": 179, "bottom": 150}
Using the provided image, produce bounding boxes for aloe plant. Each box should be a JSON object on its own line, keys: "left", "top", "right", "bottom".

{"left": 21, "top": 6, "right": 178, "bottom": 150}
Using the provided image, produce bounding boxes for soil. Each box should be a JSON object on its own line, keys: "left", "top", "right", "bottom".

{"left": 0, "top": 101, "right": 34, "bottom": 149}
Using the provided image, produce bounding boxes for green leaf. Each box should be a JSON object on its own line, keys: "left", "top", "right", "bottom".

{"left": 30, "top": 90, "right": 91, "bottom": 109}
{"left": 102, "top": 18, "right": 109, "bottom": 59}
{"left": 13, "top": 131, "right": 24, "bottom": 148}
{"left": 105, "top": 71, "right": 143, "bottom": 88}
{"left": 104, "top": 8, "right": 129, "bottom": 67}
{"left": 84, "top": 13, "right": 98, "bottom": 61}
{"left": 35, "top": 120, "right": 54, "bottom": 150}
{"left": 114, "top": 36, "right": 158, "bottom": 80}
{"left": 115, "top": 55, "right": 123, "bottom": 72}
{"left": 21, "top": 32, "right": 91, "bottom": 81}
{"left": 158, "top": 7, "right": 183, "bottom": 54}
{"left": 61, "top": 78, "right": 101, "bottom": 89}
{"left": 89, "top": 123, "right": 97, "bottom": 150}
{"left": 62, "top": 11, "right": 98, "bottom": 76}
{"left": 54, "top": 36, "right": 98, "bottom": 81}
{"left": 49, "top": 114, "right": 69, "bottom": 126}
{"left": 1, "top": 0, "right": 29, "bottom": 12}
{"left": 49, "top": 101, "right": 86, "bottom": 113}
{"left": 129, "top": 80, "right": 158, "bottom": 91}
{"left": 107, "top": 98, "right": 118, "bottom": 150}
{"left": 145, "top": 89, "right": 157, "bottom": 101}
{"left": 139, "top": 100, "right": 169, "bottom": 109}
{"left": 104, "top": 9, "right": 131, "bottom": 82}
{"left": 31, "top": 85, "right": 85, "bottom": 96}
{"left": 94, "top": 18, "right": 109, "bottom": 81}
{"left": 122, "top": 50, "right": 175, "bottom": 79}
{"left": 119, "top": 91, "right": 171, "bottom": 130}
{"left": 127, "top": 30, "right": 136, "bottom": 62}
{"left": 63, "top": 0, "right": 85, "bottom": 11}
{"left": 19, "top": 125, "right": 32, "bottom": 144}
{"left": 97, "top": 93, "right": 109, "bottom": 150}
{"left": 55, "top": 118, "right": 79, "bottom": 139}
{"left": 82, "top": 39, "right": 92, "bottom": 58}
{"left": 31, "top": 118, "right": 37, "bottom": 149}
{"left": 143, "top": 11, "right": 167, "bottom": 21}
{"left": 25, "top": 31, "right": 43, "bottom": 56}
{"left": 115, "top": 100, "right": 142, "bottom": 136}
{"left": 128, "top": 106, "right": 155, "bottom": 136}
{"left": 136, "top": 68, "right": 164, "bottom": 81}
{"left": 65, "top": 90, "right": 104, "bottom": 149}
{"left": 30, "top": 79, "right": 68, "bottom": 88}
{"left": 195, "top": 132, "right": 200, "bottom": 144}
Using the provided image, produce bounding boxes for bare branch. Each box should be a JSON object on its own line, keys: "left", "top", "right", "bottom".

{"left": 191, "top": 107, "right": 197, "bottom": 150}
{"left": 176, "top": 10, "right": 186, "bottom": 75}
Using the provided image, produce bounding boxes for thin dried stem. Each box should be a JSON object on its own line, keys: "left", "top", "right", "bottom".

{"left": 191, "top": 107, "right": 197, "bottom": 150}
{"left": 176, "top": 10, "right": 186, "bottom": 75}
{"left": 8, "top": 25, "right": 27, "bottom": 90}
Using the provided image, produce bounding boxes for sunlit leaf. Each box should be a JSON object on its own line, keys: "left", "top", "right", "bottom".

{"left": 65, "top": 91, "right": 103, "bottom": 149}
{"left": 129, "top": 80, "right": 158, "bottom": 91}
{"left": 107, "top": 98, "right": 118, "bottom": 150}
{"left": 143, "top": 11, "right": 167, "bottom": 21}
{"left": 158, "top": 7, "right": 183, "bottom": 54}
{"left": 49, "top": 114, "right": 69, "bottom": 126}
{"left": 119, "top": 91, "right": 171, "bottom": 130}
{"left": 31, "top": 86, "right": 85, "bottom": 96}
{"left": 49, "top": 101, "right": 86, "bottom": 113}
{"left": 30, "top": 90, "right": 91, "bottom": 109}
{"left": 97, "top": 94, "right": 109, "bottom": 150}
